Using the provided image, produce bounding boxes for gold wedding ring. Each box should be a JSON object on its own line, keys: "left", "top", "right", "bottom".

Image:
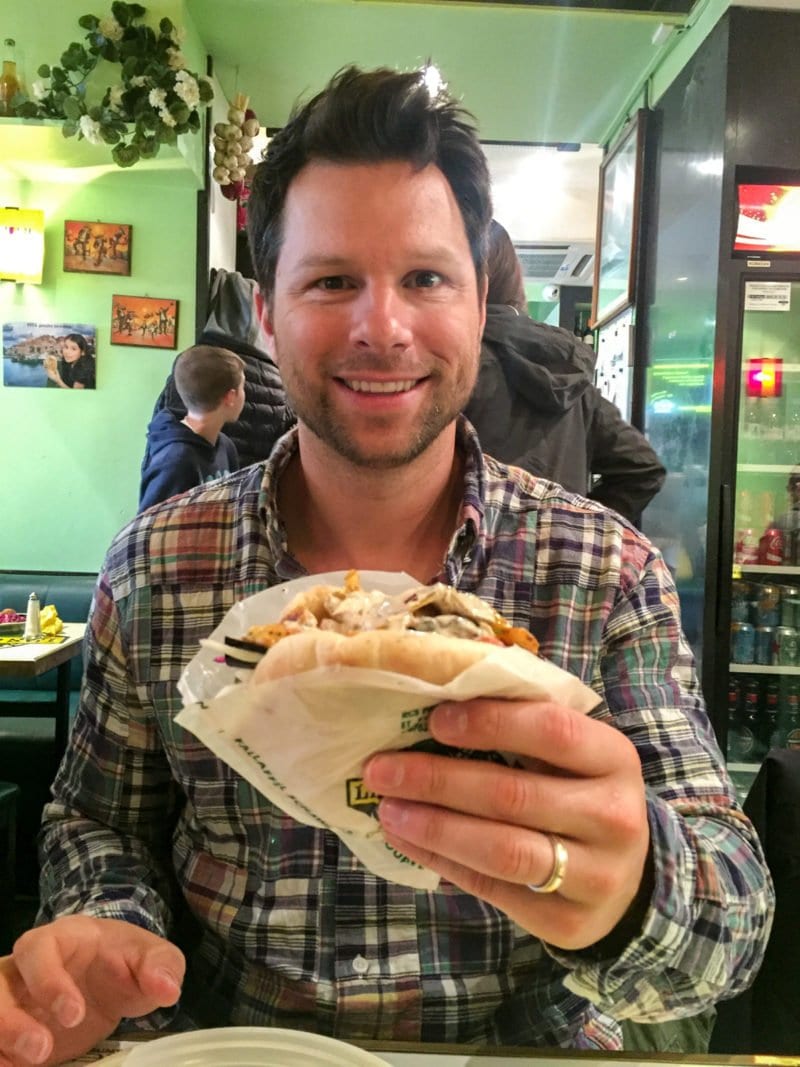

{"left": 527, "top": 833, "right": 568, "bottom": 894}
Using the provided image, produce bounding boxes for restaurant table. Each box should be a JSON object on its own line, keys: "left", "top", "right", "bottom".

{"left": 0, "top": 623, "right": 86, "bottom": 767}
{"left": 65, "top": 1036, "right": 800, "bottom": 1066}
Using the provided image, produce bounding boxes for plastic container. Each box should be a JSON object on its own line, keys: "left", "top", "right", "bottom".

{"left": 123, "top": 1026, "right": 390, "bottom": 1066}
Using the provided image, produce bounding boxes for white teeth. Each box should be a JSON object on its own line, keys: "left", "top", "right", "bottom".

{"left": 345, "top": 380, "right": 416, "bottom": 394}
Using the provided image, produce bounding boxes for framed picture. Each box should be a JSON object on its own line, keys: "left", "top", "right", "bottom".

{"left": 2, "top": 322, "right": 97, "bottom": 390}
{"left": 64, "top": 220, "right": 132, "bottom": 276}
{"left": 591, "top": 110, "right": 648, "bottom": 330}
{"left": 110, "top": 294, "right": 178, "bottom": 349}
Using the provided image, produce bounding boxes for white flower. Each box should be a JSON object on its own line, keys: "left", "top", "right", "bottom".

{"left": 130, "top": 75, "right": 148, "bottom": 88}
{"left": 98, "top": 15, "right": 124, "bottom": 41}
{"left": 31, "top": 78, "right": 49, "bottom": 101}
{"left": 78, "top": 115, "right": 104, "bottom": 145}
{"left": 148, "top": 87, "right": 167, "bottom": 108}
{"left": 108, "top": 84, "right": 124, "bottom": 111}
{"left": 167, "top": 48, "right": 186, "bottom": 71}
{"left": 170, "top": 25, "right": 186, "bottom": 45}
{"left": 174, "top": 71, "right": 199, "bottom": 109}
{"left": 159, "top": 109, "right": 176, "bottom": 127}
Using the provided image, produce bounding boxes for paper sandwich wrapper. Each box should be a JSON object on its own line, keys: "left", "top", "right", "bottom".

{"left": 176, "top": 571, "right": 601, "bottom": 890}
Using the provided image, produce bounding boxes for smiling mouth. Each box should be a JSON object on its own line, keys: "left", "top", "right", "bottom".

{"left": 341, "top": 379, "right": 420, "bottom": 394}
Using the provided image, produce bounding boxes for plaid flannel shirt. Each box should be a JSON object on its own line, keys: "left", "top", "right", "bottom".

{"left": 39, "top": 420, "right": 774, "bottom": 1048}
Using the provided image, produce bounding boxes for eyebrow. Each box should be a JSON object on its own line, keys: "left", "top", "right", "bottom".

{"left": 292, "top": 246, "right": 466, "bottom": 272}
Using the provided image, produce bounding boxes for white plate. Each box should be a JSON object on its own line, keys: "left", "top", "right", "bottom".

{"left": 123, "top": 1026, "right": 389, "bottom": 1066}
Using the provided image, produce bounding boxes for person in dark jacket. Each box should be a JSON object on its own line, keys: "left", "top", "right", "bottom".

{"left": 464, "top": 220, "right": 666, "bottom": 525}
{"left": 148, "top": 268, "right": 294, "bottom": 468}
{"left": 138, "top": 344, "right": 245, "bottom": 511}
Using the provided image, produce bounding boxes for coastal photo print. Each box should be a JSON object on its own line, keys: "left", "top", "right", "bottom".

{"left": 63, "top": 220, "right": 131, "bottom": 276}
{"left": 2, "top": 322, "right": 97, "bottom": 390}
{"left": 111, "top": 294, "right": 178, "bottom": 349}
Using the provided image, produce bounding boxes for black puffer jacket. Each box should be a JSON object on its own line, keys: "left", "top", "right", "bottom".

{"left": 146, "top": 269, "right": 294, "bottom": 467}
{"left": 464, "top": 305, "right": 665, "bottom": 524}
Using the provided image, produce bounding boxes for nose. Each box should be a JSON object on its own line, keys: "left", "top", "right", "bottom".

{"left": 349, "top": 283, "right": 413, "bottom": 354}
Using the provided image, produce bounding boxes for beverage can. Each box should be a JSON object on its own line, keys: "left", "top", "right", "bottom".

{"left": 774, "top": 625, "right": 799, "bottom": 666}
{"left": 731, "top": 580, "right": 751, "bottom": 623}
{"left": 734, "top": 528, "right": 760, "bottom": 565}
{"left": 755, "top": 583, "right": 781, "bottom": 627}
{"left": 759, "top": 527, "right": 784, "bottom": 565}
{"left": 755, "top": 625, "right": 775, "bottom": 665}
{"left": 730, "top": 622, "right": 755, "bottom": 663}
{"left": 783, "top": 597, "right": 800, "bottom": 629}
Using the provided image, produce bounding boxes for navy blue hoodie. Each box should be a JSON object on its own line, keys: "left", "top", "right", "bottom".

{"left": 138, "top": 409, "right": 239, "bottom": 512}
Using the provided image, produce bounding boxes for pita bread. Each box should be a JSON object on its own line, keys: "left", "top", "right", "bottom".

{"left": 252, "top": 627, "right": 499, "bottom": 686}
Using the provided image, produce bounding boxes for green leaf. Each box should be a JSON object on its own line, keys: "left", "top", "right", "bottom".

{"left": 100, "top": 125, "right": 120, "bottom": 144}
{"left": 113, "top": 141, "right": 140, "bottom": 167}
{"left": 159, "top": 17, "right": 173, "bottom": 36}
{"left": 61, "top": 121, "right": 78, "bottom": 139}
{"left": 169, "top": 102, "right": 190, "bottom": 125}
{"left": 78, "top": 15, "right": 99, "bottom": 30}
{"left": 128, "top": 3, "right": 146, "bottom": 18}
{"left": 198, "top": 80, "right": 214, "bottom": 103}
{"left": 88, "top": 105, "right": 102, "bottom": 121}
{"left": 160, "top": 125, "right": 177, "bottom": 146}
{"left": 122, "top": 55, "right": 139, "bottom": 78}
{"left": 137, "top": 136, "right": 160, "bottom": 158}
{"left": 111, "top": 1, "right": 130, "bottom": 27}
{"left": 62, "top": 96, "right": 82, "bottom": 121}
{"left": 99, "top": 41, "right": 119, "bottom": 62}
{"left": 15, "top": 100, "right": 41, "bottom": 119}
{"left": 37, "top": 64, "right": 51, "bottom": 78}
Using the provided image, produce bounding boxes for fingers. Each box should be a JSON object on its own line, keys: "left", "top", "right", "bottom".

{"left": 0, "top": 918, "right": 185, "bottom": 1067}
{"left": 378, "top": 797, "right": 581, "bottom": 893}
{"left": 430, "top": 699, "right": 635, "bottom": 778}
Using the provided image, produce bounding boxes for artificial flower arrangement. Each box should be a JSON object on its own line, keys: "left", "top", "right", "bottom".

{"left": 14, "top": 1, "right": 213, "bottom": 168}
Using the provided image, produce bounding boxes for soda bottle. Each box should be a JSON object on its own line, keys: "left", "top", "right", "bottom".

{"left": 760, "top": 680, "right": 781, "bottom": 752}
{"left": 726, "top": 678, "right": 746, "bottom": 762}
{"left": 0, "top": 39, "right": 20, "bottom": 117}
{"left": 741, "top": 679, "right": 763, "bottom": 761}
{"left": 784, "top": 683, "right": 800, "bottom": 750}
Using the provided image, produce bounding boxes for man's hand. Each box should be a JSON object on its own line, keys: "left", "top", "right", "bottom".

{"left": 363, "top": 698, "right": 650, "bottom": 951}
{"left": 0, "top": 916, "right": 184, "bottom": 1066}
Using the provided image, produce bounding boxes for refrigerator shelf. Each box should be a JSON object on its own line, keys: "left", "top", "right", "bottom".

{"left": 737, "top": 565, "right": 800, "bottom": 575}
{"left": 736, "top": 463, "right": 799, "bottom": 473}
{"left": 729, "top": 663, "right": 800, "bottom": 674}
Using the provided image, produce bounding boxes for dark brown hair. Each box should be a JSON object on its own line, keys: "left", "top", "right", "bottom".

{"left": 486, "top": 219, "right": 527, "bottom": 312}
{"left": 174, "top": 344, "right": 244, "bottom": 413}
{"left": 246, "top": 65, "right": 492, "bottom": 297}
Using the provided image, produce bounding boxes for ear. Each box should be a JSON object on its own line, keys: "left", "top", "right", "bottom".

{"left": 477, "top": 270, "right": 488, "bottom": 335}
{"left": 254, "top": 288, "right": 276, "bottom": 358}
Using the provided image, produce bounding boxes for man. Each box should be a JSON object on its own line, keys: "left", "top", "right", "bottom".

{"left": 465, "top": 220, "right": 665, "bottom": 524}
{"left": 138, "top": 344, "right": 245, "bottom": 511}
{"left": 0, "top": 67, "right": 772, "bottom": 1066}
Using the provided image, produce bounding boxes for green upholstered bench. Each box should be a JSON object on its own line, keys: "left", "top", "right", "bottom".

{"left": 0, "top": 780, "right": 20, "bottom": 951}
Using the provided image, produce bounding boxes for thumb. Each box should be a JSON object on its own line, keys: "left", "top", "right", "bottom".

{"left": 133, "top": 944, "right": 185, "bottom": 1006}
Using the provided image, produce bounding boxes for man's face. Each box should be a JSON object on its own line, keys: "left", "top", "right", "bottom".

{"left": 260, "top": 159, "right": 486, "bottom": 469}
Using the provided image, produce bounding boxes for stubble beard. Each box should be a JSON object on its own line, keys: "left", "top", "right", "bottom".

{"left": 278, "top": 353, "right": 479, "bottom": 471}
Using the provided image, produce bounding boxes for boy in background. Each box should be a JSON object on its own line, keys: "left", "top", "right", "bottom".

{"left": 138, "top": 344, "right": 245, "bottom": 511}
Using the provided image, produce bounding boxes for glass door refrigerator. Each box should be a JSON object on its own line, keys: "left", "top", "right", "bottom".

{"left": 713, "top": 269, "right": 800, "bottom": 803}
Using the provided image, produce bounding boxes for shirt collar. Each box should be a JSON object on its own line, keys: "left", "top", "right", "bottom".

{"left": 258, "top": 417, "right": 486, "bottom": 583}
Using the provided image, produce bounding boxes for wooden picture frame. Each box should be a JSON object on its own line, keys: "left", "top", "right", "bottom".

{"left": 63, "top": 221, "right": 132, "bottom": 276}
{"left": 591, "top": 110, "right": 648, "bottom": 330}
{"left": 110, "top": 294, "right": 178, "bottom": 349}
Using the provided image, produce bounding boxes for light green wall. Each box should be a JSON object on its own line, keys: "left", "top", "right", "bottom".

{"left": 1, "top": 1, "right": 206, "bottom": 573}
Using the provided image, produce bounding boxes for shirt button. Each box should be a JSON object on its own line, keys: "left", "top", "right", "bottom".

{"left": 352, "top": 954, "right": 369, "bottom": 976}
